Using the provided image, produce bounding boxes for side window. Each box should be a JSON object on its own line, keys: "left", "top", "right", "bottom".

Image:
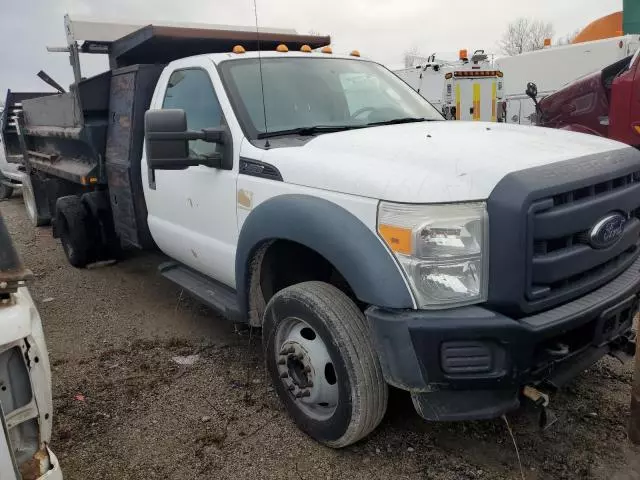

{"left": 162, "top": 69, "right": 222, "bottom": 157}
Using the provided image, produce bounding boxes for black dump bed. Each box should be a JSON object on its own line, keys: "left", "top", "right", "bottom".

{"left": 1, "top": 90, "right": 55, "bottom": 164}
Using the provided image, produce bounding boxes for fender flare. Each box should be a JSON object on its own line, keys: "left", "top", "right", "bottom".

{"left": 235, "top": 194, "right": 414, "bottom": 316}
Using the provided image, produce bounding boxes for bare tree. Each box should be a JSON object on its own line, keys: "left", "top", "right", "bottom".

{"left": 403, "top": 46, "right": 423, "bottom": 68}
{"left": 500, "top": 18, "right": 555, "bottom": 55}
{"left": 556, "top": 28, "right": 581, "bottom": 46}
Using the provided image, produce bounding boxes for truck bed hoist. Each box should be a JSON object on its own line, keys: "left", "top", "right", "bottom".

{"left": 11, "top": 15, "right": 639, "bottom": 447}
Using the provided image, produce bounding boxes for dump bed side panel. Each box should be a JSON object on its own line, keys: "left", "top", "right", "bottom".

{"left": 105, "top": 64, "right": 163, "bottom": 249}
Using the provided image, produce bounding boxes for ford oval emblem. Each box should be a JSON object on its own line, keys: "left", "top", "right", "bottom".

{"left": 589, "top": 213, "right": 627, "bottom": 249}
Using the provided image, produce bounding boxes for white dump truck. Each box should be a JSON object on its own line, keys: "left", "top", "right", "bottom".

{"left": 12, "top": 15, "right": 639, "bottom": 447}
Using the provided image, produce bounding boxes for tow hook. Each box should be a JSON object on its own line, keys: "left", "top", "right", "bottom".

{"left": 609, "top": 331, "right": 637, "bottom": 363}
{"left": 522, "top": 385, "right": 557, "bottom": 430}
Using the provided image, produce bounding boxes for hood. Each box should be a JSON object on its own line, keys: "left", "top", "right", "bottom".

{"left": 261, "top": 121, "right": 629, "bottom": 203}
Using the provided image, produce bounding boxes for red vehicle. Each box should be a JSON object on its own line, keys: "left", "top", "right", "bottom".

{"left": 530, "top": 48, "right": 640, "bottom": 147}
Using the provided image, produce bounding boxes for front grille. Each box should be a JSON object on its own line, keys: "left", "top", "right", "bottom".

{"left": 526, "top": 170, "right": 640, "bottom": 310}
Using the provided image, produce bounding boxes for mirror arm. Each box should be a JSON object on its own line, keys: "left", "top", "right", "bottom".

{"left": 147, "top": 128, "right": 225, "bottom": 144}
{"left": 149, "top": 153, "right": 222, "bottom": 171}
{"left": 147, "top": 130, "right": 205, "bottom": 141}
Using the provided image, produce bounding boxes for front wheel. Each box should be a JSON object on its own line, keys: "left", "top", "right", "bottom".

{"left": 263, "top": 281, "right": 388, "bottom": 448}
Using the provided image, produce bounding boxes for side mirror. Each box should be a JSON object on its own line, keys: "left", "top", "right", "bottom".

{"left": 526, "top": 82, "right": 538, "bottom": 100}
{"left": 144, "top": 109, "right": 228, "bottom": 170}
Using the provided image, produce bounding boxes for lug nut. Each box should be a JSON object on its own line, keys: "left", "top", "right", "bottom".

{"left": 280, "top": 346, "right": 295, "bottom": 356}
{"left": 280, "top": 372, "right": 289, "bottom": 379}
{"left": 306, "top": 381, "right": 314, "bottom": 388}
{"left": 295, "top": 391, "right": 311, "bottom": 398}
{"left": 303, "top": 366, "right": 311, "bottom": 373}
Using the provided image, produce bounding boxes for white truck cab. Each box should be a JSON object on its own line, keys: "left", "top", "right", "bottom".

{"left": 15, "top": 17, "right": 639, "bottom": 448}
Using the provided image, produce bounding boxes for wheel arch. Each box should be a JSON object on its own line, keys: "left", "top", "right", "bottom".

{"left": 236, "top": 194, "right": 414, "bottom": 320}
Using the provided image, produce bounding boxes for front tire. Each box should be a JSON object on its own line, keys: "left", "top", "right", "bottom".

{"left": 0, "top": 173, "right": 13, "bottom": 200}
{"left": 263, "top": 281, "right": 388, "bottom": 448}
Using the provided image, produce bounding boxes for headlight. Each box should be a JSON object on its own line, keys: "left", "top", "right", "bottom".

{"left": 378, "top": 201, "right": 488, "bottom": 309}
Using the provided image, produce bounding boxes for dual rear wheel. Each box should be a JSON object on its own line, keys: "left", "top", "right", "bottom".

{"left": 56, "top": 193, "right": 120, "bottom": 268}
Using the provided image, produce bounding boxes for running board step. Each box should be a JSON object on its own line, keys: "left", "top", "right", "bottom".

{"left": 159, "top": 261, "right": 241, "bottom": 322}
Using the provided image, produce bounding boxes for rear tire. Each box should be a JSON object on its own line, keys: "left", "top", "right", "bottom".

{"left": 0, "top": 180, "right": 13, "bottom": 200}
{"left": 56, "top": 196, "right": 96, "bottom": 268}
{"left": 263, "top": 281, "right": 388, "bottom": 448}
{"left": 22, "top": 173, "right": 50, "bottom": 226}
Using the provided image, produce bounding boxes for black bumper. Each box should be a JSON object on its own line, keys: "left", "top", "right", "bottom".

{"left": 367, "top": 256, "right": 640, "bottom": 422}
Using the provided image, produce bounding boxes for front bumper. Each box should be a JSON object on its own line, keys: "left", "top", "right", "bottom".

{"left": 367, "top": 256, "right": 640, "bottom": 422}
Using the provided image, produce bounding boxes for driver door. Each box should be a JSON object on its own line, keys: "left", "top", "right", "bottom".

{"left": 143, "top": 61, "right": 238, "bottom": 288}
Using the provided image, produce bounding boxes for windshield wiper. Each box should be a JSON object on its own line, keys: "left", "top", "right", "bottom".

{"left": 365, "top": 117, "right": 431, "bottom": 127}
{"left": 257, "top": 125, "right": 360, "bottom": 139}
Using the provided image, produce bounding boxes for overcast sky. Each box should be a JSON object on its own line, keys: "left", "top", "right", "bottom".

{"left": 0, "top": 0, "right": 623, "bottom": 95}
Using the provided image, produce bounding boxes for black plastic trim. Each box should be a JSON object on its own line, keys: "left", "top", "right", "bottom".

{"left": 239, "top": 157, "right": 283, "bottom": 181}
{"left": 367, "top": 253, "right": 640, "bottom": 393}
{"left": 486, "top": 147, "right": 640, "bottom": 317}
{"left": 235, "top": 195, "right": 414, "bottom": 317}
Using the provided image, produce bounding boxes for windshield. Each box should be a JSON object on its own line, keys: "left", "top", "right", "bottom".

{"left": 219, "top": 57, "right": 443, "bottom": 138}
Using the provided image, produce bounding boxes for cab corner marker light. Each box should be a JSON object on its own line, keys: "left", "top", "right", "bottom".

{"left": 497, "top": 71, "right": 503, "bottom": 77}
{"left": 378, "top": 224, "right": 412, "bottom": 255}
{"left": 350, "top": 50, "right": 361, "bottom": 57}
{"left": 321, "top": 46, "right": 333, "bottom": 54}
{"left": 89, "top": 177, "right": 98, "bottom": 184}
{"left": 301, "top": 44, "right": 312, "bottom": 53}
{"left": 445, "top": 72, "right": 453, "bottom": 80}
{"left": 634, "top": 125, "right": 640, "bottom": 135}
{"left": 276, "top": 44, "right": 289, "bottom": 53}
{"left": 232, "top": 45, "right": 246, "bottom": 54}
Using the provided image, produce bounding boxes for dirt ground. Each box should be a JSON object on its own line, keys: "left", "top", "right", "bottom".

{"left": 2, "top": 194, "right": 639, "bottom": 480}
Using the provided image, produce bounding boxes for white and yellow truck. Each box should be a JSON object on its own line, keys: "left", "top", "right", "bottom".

{"left": 395, "top": 50, "right": 504, "bottom": 121}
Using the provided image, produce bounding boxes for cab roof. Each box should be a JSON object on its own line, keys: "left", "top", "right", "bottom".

{"left": 203, "top": 50, "right": 367, "bottom": 65}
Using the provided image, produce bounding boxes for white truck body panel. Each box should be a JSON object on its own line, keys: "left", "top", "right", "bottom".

{"left": 395, "top": 65, "right": 446, "bottom": 111}
{"left": 497, "top": 35, "right": 640, "bottom": 124}
{"left": 0, "top": 288, "right": 62, "bottom": 480}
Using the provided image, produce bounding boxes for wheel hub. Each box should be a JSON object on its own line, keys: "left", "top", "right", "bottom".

{"left": 275, "top": 319, "right": 338, "bottom": 420}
